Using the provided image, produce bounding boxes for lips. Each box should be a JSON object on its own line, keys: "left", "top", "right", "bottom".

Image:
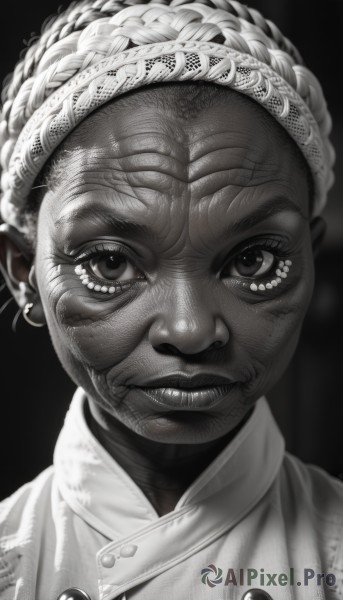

{"left": 132, "top": 373, "right": 236, "bottom": 410}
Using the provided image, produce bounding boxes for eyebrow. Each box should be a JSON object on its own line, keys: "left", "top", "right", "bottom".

{"left": 56, "top": 205, "right": 151, "bottom": 237}
{"left": 56, "top": 195, "right": 306, "bottom": 238}
{"left": 229, "top": 197, "right": 306, "bottom": 235}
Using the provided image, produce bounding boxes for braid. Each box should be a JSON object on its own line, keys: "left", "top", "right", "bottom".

{"left": 173, "top": 0, "right": 303, "bottom": 63}
{"left": 2, "top": 0, "right": 130, "bottom": 104}
{"left": 1, "top": 0, "right": 302, "bottom": 107}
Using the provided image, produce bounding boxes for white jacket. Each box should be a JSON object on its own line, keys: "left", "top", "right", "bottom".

{"left": 0, "top": 388, "right": 342, "bottom": 600}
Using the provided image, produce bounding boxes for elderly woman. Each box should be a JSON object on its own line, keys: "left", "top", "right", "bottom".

{"left": 0, "top": 0, "right": 341, "bottom": 599}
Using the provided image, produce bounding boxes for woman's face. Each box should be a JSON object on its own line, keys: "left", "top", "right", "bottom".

{"left": 33, "top": 88, "right": 315, "bottom": 444}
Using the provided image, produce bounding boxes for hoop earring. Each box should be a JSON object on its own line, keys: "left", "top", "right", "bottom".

{"left": 23, "top": 303, "right": 45, "bottom": 328}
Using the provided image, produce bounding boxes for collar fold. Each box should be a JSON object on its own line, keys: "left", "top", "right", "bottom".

{"left": 54, "top": 388, "right": 284, "bottom": 540}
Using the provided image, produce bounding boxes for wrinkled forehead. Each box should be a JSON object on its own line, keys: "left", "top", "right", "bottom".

{"left": 43, "top": 85, "right": 311, "bottom": 229}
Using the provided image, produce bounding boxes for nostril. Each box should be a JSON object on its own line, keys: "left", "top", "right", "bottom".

{"left": 156, "top": 343, "right": 181, "bottom": 356}
{"left": 155, "top": 339, "right": 225, "bottom": 357}
{"left": 210, "top": 340, "right": 225, "bottom": 349}
{"left": 149, "top": 316, "right": 230, "bottom": 356}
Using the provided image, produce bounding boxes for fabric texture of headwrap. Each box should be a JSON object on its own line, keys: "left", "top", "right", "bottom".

{"left": 0, "top": 0, "right": 335, "bottom": 232}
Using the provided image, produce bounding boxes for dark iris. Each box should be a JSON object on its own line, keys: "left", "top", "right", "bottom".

{"left": 105, "top": 256, "right": 125, "bottom": 270}
{"left": 90, "top": 254, "right": 127, "bottom": 279}
{"left": 234, "top": 249, "right": 264, "bottom": 276}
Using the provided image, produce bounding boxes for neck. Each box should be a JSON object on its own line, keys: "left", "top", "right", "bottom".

{"left": 86, "top": 402, "right": 251, "bottom": 517}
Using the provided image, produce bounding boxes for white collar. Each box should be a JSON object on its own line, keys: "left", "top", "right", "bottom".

{"left": 53, "top": 388, "right": 285, "bottom": 544}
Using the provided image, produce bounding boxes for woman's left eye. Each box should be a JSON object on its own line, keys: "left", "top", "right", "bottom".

{"left": 222, "top": 247, "right": 275, "bottom": 278}
{"left": 89, "top": 254, "right": 140, "bottom": 281}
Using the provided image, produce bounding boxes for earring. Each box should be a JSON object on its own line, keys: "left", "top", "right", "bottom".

{"left": 28, "top": 266, "right": 37, "bottom": 291}
{"left": 23, "top": 302, "right": 45, "bottom": 328}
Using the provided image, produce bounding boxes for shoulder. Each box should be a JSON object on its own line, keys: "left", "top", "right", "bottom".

{"left": 282, "top": 452, "right": 343, "bottom": 516}
{"left": 0, "top": 468, "right": 54, "bottom": 597}
{"left": 0, "top": 466, "right": 54, "bottom": 545}
{"left": 278, "top": 453, "right": 343, "bottom": 580}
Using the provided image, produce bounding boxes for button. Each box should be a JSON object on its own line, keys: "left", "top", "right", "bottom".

{"left": 242, "top": 590, "right": 273, "bottom": 600}
{"left": 101, "top": 553, "right": 116, "bottom": 568}
{"left": 56, "top": 588, "right": 92, "bottom": 600}
{"left": 120, "top": 543, "right": 138, "bottom": 557}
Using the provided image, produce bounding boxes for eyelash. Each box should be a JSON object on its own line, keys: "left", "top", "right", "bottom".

{"left": 72, "top": 238, "right": 293, "bottom": 296}
{"left": 74, "top": 244, "right": 144, "bottom": 295}
{"left": 223, "top": 238, "right": 293, "bottom": 292}
{"left": 76, "top": 243, "right": 129, "bottom": 267}
{"left": 239, "top": 238, "right": 284, "bottom": 254}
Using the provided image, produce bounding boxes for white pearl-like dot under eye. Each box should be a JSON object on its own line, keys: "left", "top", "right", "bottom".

{"left": 74, "top": 265, "right": 117, "bottom": 294}
{"left": 250, "top": 260, "right": 292, "bottom": 293}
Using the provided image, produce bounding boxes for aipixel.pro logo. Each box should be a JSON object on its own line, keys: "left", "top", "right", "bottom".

{"left": 200, "top": 565, "right": 336, "bottom": 588}
{"left": 201, "top": 564, "right": 223, "bottom": 588}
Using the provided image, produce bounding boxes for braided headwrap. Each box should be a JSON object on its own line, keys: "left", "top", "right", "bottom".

{"left": 0, "top": 0, "right": 335, "bottom": 232}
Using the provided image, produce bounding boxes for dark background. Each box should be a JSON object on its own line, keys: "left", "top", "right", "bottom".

{"left": 0, "top": 0, "right": 342, "bottom": 500}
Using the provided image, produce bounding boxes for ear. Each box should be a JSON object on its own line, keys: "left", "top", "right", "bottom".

{"left": 0, "top": 224, "right": 46, "bottom": 325}
{"left": 310, "top": 216, "right": 326, "bottom": 260}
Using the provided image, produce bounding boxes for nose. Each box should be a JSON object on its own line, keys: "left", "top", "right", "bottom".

{"left": 148, "top": 281, "right": 230, "bottom": 355}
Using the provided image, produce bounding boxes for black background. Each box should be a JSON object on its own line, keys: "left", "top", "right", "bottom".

{"left": 1, "top": 0, "right": 343, "bottom": 500}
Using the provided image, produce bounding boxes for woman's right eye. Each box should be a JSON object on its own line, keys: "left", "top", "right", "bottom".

{"left": 74, "top": 247, "right": 146, "bottom": 294}
{"left": 89, "top": 253, "right": 143, "bottom": 282}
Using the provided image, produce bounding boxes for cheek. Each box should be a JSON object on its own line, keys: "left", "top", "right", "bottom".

{"left": 34, "top": 249, "right": 148, "bottom": 373}
{"left": 233, "top": 257, "right": 315, "bottom": 381}
{"left": 51, "top": 290, "right": 148, "bottom": 371}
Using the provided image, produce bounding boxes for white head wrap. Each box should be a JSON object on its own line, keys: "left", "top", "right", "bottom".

{"left": 0, "top": 0, "right": 335, "bottom": 232}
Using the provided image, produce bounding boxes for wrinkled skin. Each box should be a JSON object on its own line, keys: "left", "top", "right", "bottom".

{"left": 0, "top": 86, "right": 324, "bottom": 514}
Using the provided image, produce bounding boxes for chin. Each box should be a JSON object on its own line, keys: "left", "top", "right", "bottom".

{"left": 134, "top": 409, "right": 249, "bottom": 445}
